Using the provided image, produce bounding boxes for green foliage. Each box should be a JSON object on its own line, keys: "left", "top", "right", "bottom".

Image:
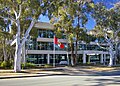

{"left": 21, "top": 63, "right": 36, "bottom": 69}
{"left": 0, "top": 0, "right": 43, "bottom": 38}
{"left": 118, "top": 32, "right": 120, "bottom": 37}
{"left": 47, "top": 0, "right": 96, "bottom": 65}
{"left": 30, "top": 27, "right": 38, "bottom": 38}
{"left": 0, "top": 60, "right": 13, "bottom": 69}
{"left": 0, "top": 61, "right": 1, "bottom": 66}
{"left": 44, "top": 64, "right": 53, "bottom": 68}
{"left": 0, "top": 61, "right": 7, "bottom": 68}
{"left": 92, "top": 2, "right": 120, "bottom": 33}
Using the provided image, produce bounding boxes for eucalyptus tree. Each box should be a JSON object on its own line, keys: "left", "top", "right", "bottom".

{"left": 45, "top": 0, "right": 94, "bottom": 65}
{"left": 51, "top": 6, "right": 75, "bottom": 66}
{"left": 0, "top": 31, "right": 10, "bottom": 62}
{"left": 0, "top": 0, "right": 43, "bottom": 72}
{"left": 70, "top": 0, "right": 94, "bottom": 64}
{"left": 0, "top": 17, "right": 13, "bottom": 62}
{"left": 92, "top": 2, "right": 120, "bottom": 66}
{"left": 42, "top": 0, "right": 73, "bottom": 65}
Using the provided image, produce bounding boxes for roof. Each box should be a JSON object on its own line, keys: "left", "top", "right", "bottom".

{"left": 34, "top": 22, "right": 54, "bottom": 30}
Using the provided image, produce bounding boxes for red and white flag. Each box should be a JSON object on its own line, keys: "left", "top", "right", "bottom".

{"left": 60, "top": 43, "right": 64, "bottom": 49}
{"left": 54, "top": 36, "right": 58, "bottom": 44}
{"left": 54, "top": 36, "right": 64, "bottom": 49}
{"left": 58, "top": 42, "right": 64, "bottom": 49}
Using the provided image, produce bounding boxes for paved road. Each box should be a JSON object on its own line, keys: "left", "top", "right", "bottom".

{"left": 0, "top": 75, "right": 120, "bottom": 86}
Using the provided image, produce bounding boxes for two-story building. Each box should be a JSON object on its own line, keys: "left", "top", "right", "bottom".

{"left": 25, "top": 22, "right": 110, "bottom": 65}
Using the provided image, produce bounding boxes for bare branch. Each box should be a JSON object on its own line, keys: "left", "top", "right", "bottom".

{"left": 17, "top": 5, "right": 22, "bottom": 19}
{"left": 12, "top": 8, "right": 18, "bottom": 20}
{"left": 21, "top": 19, "right": 36, "bottom": 46}
{"left": 104, "top": 33, "right": 109, "bottom": 42}
{"left": 10, "top": 38, "right": 16, "bottom": 46}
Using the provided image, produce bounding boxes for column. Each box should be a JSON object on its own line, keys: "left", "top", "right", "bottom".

{"left": 47, "top": 54, "right": 50, "bottom": 64}
{"left": 104, "top": 54, "right": 106, "bottom": 65}
{"left": 88, "top": 56, "right": 90, "bottom": 63}
{"left": 67, "top": 52, "right": 69, "bottom": 65}
{"left": 83, "top": 53, "right": 86, "bottom": 63}
{"left": 100, "top": 54, "right": 103, "bottom": 63}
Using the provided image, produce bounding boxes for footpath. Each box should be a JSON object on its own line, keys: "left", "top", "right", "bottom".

{"left": 0, "top": 66, "right": 120, "bottom": 79}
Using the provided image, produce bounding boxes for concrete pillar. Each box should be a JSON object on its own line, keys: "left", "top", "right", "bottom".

{"left": 100, "top": 54, "right": 103, "bottom": 63}
{"left": 104, "top": 54, "right": 106, "bottom": 65}
{"left": 47, "top": 54, "right": 50, "bottom": 64}
{"left": 83, "top": 53, "right": 86, "bottom": 63}
{"left": 67, "top": 52, "right": 69, "bottom": 65}
{"left": 88, "top": 55, "right": 90, "bottom": 63}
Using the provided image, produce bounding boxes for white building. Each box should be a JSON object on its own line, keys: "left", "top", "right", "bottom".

{"left": 26, "top": 22, "right": 110, "bottom": 65}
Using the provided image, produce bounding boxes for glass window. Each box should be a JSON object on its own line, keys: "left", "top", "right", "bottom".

{"left": 38, "top": 29, "right": 54, "bottom": 38}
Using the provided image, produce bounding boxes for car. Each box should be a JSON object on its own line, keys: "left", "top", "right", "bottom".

{"left": 59, "top": 61, "right": 68, "bottom": 65}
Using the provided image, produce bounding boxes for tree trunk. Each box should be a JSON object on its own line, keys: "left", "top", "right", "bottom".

{"left": 71, "top": 43, "right": 74, "bottom": 66}
{"left": 2, "top": 38, "right": 7, "bottom": 61}
{"left": 14, "top": 35, "right": 22, "bottom": 72}
{"left": 21, "top": 29, "right": 26, "bottom": 65}
{"left": 14, "top": 19, "right": 35, "bottom": 72}
{"left": 14, "top": 19, "right": 21, "bottom": 72}
{"left": 14, "top": 44, "right": 22, "bottom": 72}
{"left": 76, "top": 5, "right": 80, "bottom": 64}
{"left": 21, "top": 43, "right": 26, "bottom": 64}
{"left": 116, "top": 43, "right": 120, "bottom": 63}
{"left": 108, "top": 44, "right": 114, "bottom": 67}
{"left": 66, "top": 34, "right": 69, "bottom": 65}
{"left": 75, "top": 34, "right": 78, "bottom": 65}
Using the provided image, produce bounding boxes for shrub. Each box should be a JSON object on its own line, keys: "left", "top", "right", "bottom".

{"left": 22, "top": 63, "right": 36, "bottom": 69}
{"left": 0, "top": 60, "right": 13, "bottom": 69}
{"left": 44, "top": 64, "right": 53, "bottom": 68}
{"left": 0, "top": 61, "right": 7, "bottom": 68}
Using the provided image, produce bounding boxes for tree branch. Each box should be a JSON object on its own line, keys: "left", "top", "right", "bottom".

{"left": 0, "top": 15, "right": 16, "bottom": 23}
{"left": 17, "top": 5, "right": 22, "bottom": 19}
{"left": 115, "top": 28, "right": 120, "bottom": 37}
{"left": 10, "top": 38, "right": 16, "bottom": 46}
{"left": 12, "top": 8, "right": 18, "bottom": 20}
{"left": 96, "top": 43, "right": 108, "bottom": 50}
{"left": 21, "top": 19, "right": 36, "bottom": 46}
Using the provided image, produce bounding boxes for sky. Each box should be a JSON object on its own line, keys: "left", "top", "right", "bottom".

{"left": 39, "top": 0, "right": 119, "bottom": 30}
{"left": 39, "top": 14, "right": 96, "bottom": 30}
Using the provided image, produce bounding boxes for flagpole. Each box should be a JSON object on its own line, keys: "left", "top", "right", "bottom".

{"left": 66, "top": 34, "right": 69, "bottom": 65}
{"left": 53, "top": 36, "right": 56, "bottom": 67}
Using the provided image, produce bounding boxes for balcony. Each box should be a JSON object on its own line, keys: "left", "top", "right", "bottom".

{"left": 37, "top": 38, "right": 67, "bottom": 43}
{"left": 26, "top": 50, "right": 68, "bottom": 54}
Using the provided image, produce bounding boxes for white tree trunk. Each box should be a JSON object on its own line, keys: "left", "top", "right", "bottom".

{"left": 109, "top": 51, "right": 114, "bottom": 66}
{"left": 104, "top": 32, "right": 115, "bottom": 67}
{"left": 0, "top": 5, "right": 36, "bottom": 72}
{"left": 14, "top": 44, "right": 22, "bottom": 72}
{"left": 71, "top": 56, "right": 74, "bottom": 66}
{"left": 14, "top": 20, "right": 21, "bottom": 72}
{"left": 14, "top": 19, "right": 35, "bottom": 72}
{"left": 108, "top": 44, "right": 114, "bottom": 67}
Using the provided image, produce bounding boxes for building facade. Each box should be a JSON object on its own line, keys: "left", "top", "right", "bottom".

{"left": 26, "top": 22, "right": 110, "bottom": 65}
